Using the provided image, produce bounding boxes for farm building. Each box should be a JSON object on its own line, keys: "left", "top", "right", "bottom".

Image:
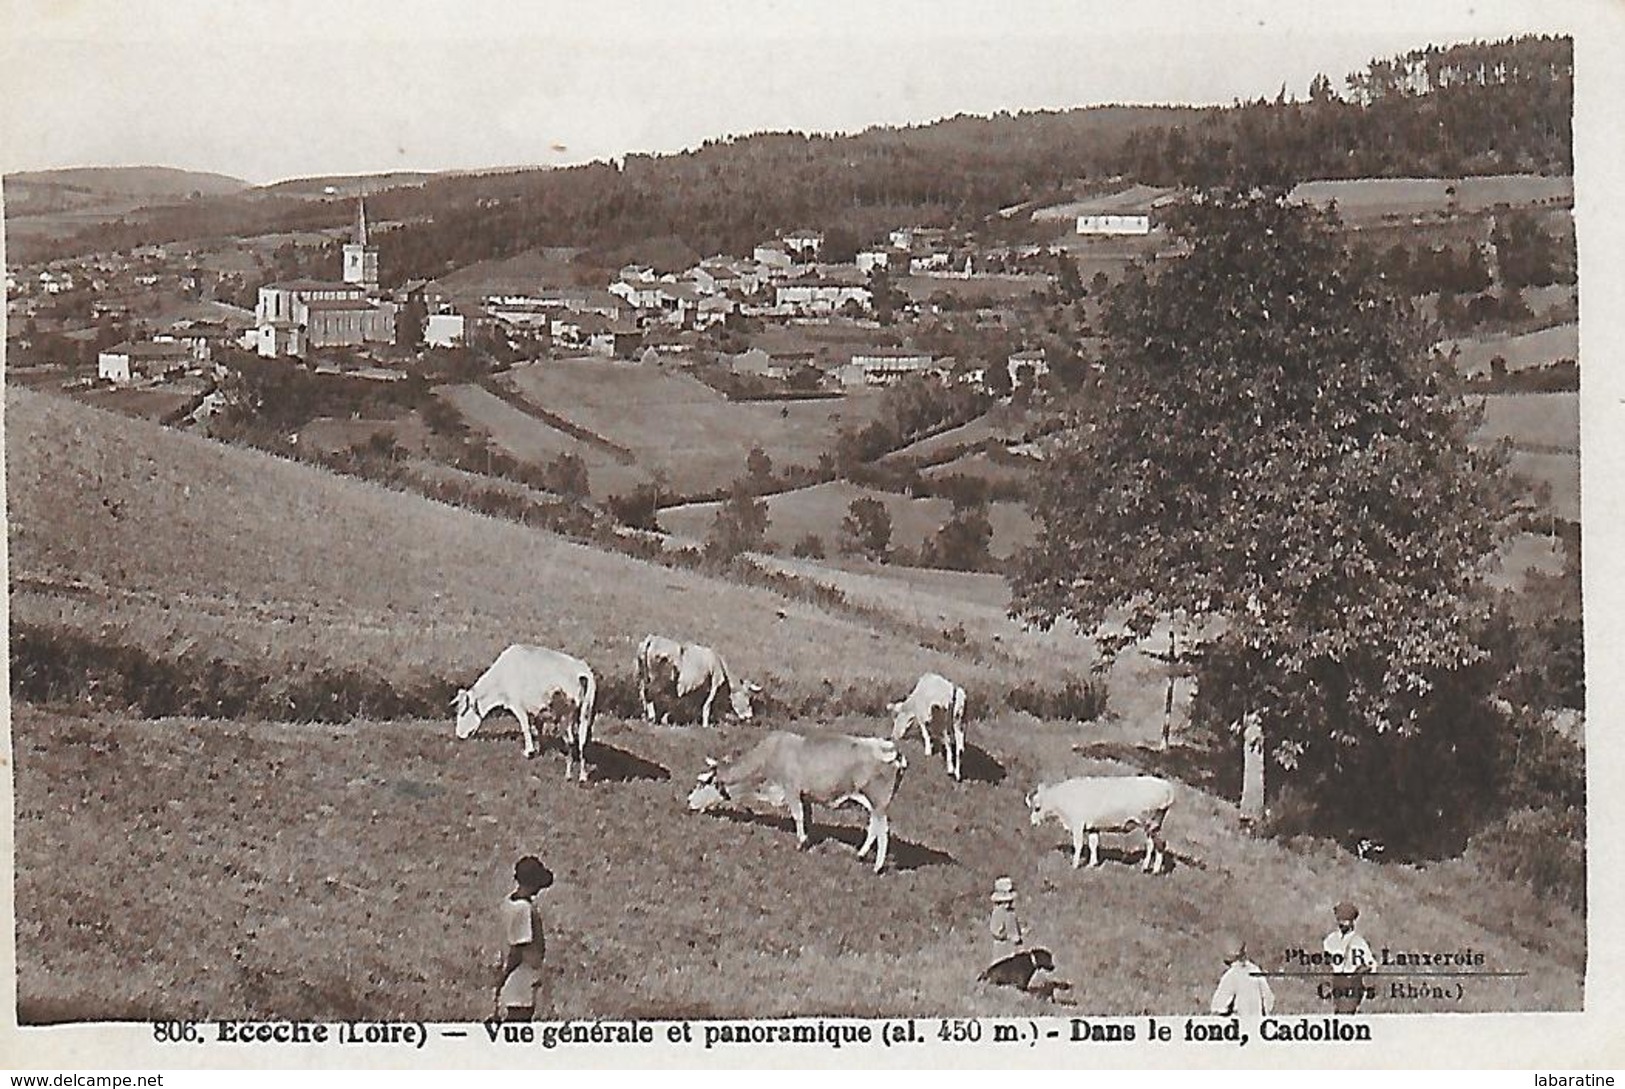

{"left": 838, "top": 350, "right": 943, "bottom": 387}
{"left": 97, "top": 340, "right": 196, "bottom": 384}
{"left": 1077, "top": 214, "right": 1150, "bottom": 236}
{"left": 774, "top": 271, "right": 873, "bottom": 316}
{"left": 424, "top": 313, "right": 466, "bottom": 348}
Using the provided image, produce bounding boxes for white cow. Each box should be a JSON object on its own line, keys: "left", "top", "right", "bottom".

{"left": 687, "top": 731, "right": 907, "bottom": 874}
{"left": 1028, "top": 775, "right": 1176, "bottom": 873}
{"left": 453, "top": 644, "right": 597, "bottom": 782}
{"left": 636, "top": 634, "right": 759, "bottom": 729}
{"left": 889, "top": 672, "right": 967, "bottom": 780}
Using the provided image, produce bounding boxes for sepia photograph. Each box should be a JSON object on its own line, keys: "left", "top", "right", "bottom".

{"left": 0, "top": 0, "right": 1615, "bottom": 1069}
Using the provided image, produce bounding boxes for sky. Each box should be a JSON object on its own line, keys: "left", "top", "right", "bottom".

{"left": 0, "top": 0, "right": 1590, "bottom": 185}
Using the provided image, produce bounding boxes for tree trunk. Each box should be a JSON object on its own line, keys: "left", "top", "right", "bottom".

{"left": 1241, "top": 714, "right": 1266, "bottom": 830}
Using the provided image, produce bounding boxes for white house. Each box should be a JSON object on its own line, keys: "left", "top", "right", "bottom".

{"left": 98, "top": 340, "right": 194, "bottom": 384}
{"left": 838, "top": 350, "right": 940, "bottom": 387}
{"left": 781, "top": 229, "right": 824, "bottom": 260}
{"left": 774, "top": 273, "right": 872, "bottom": 316}
{"left": 1007, "top": 348, "right": 1050, "bottom": 388}
{"left": 856, "top": 250, "right": 892, "bottom": 274}
{"left": 425, "top": 313, "right": 466, "bottom": 347}
{"left": 1076, "top": 213, "right": 1151, "bottom": 236}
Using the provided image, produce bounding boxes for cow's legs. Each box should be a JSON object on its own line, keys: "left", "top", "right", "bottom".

{"left": 918, "top": 718, "right": 934, "bottom": 757}
{"left": 872, "top": 812, "right": 890, "bottom": 874}
{"left": 1145, "top": 831, "right": 1164, "bottom": 874}
{"left": 950, "top": 723, "right": 965, "bottom": 781}
{"left": 1071, "top": 826, "right": 1085, "bottom": 869}
{"left": 511, "top": 705, "right": 537, "bottom": 758}
{"left": 855, "top": 796, "right": 877, "bottom": 858}
{"left": 791, "top": 796, "right": 809, "bottom": 848}
{"left": 701, "top": 682, "right": 717, "bottom": 730}
{"left": 1089, "top": 830, "right": 1102, "bottom": 868}
{"left": 573, "top": 722, "right": 589, "bottom": 785}
{"left": 638, "top": 665, "right": 654, "bottom": 723}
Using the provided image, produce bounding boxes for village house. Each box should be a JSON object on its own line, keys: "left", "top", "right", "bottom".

{"left": 837, "top": 349, "right": 941, "bottom": 387}
{"left": 774, "top": 270, "right": 872, "bottom": 316}
{"left": 1007, "top": 348, "right": 1050, "bottom": 387}
{"left": 781, "top": 229, "right": 824, "bottom": 261}
{"left": 97, "top": 340, "right": 197, "bottom": 384}
{"left": 856, "top": 249, "right": 893, "bottom": 273}
{"left": 425, "top": 312, "right": 467, "bottom": 348}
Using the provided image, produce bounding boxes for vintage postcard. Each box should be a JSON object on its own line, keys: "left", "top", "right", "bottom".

{"left": 0, "top": 0, "right": 1619, "bottom": 1071}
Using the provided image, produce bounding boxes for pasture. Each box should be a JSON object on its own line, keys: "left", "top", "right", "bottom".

{"left": 1445, "top": 322, "right": 1579, "bottom": 378}
{"left": 7, "top": 390, "right": 1028, "bottom": 700}
{"left": 659, "top": 481, "right": 1037, "bottom": 560}
{"left": 6, "top": 388, "right": 1586, "bottom": 1021}
{"left": 1291, "top": 174, "right": 1572, "bottom": 223}
{"left": 13, "top": 702, "right": 1582, "bottom": 1021}
{"left": 502, "top": 360, "right": 888, "bottom": 495}
{"left": 1476, "top": 392, "right": 1579, "bottom": 453}
{"left": 435, "top": 382, "right": 653, "bottom": 497}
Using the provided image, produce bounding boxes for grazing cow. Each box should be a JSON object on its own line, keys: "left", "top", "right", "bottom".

{"left": 687, "top": 731, "right": 907, "bottom": 874}
{"left": 889, "top": 672, "right": 967, "bottom": 780}
{"left": 453, "top": 644, "right": 597, "bottom": 782}
{"left": 1027, "top": 775, "right": 1176, "bottom": 873}
{"left": 636, "top": 634, "right": 760, "bottom": 729}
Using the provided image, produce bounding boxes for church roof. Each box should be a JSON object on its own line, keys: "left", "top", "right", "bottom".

{"left": 304, "top": 297, "right": 380, "bottom": 312}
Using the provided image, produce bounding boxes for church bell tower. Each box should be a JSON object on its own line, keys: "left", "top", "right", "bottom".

{"left": 342, "top": 196, "right": 379, "bottom": 291}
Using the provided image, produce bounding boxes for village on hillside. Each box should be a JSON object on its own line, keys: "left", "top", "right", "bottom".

{"left": 8, "top": 187, "right": 1169, "bottom": 396}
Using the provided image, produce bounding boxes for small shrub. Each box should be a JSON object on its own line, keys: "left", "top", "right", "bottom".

{"left": 1466, "top": 806, "right": 1585, "bottom": 911}
{"left": 1005, "top": 677, "right": 1107, "bottom": 722}
{"left": 791, "top": 534, "right": 826, "bottom": 559}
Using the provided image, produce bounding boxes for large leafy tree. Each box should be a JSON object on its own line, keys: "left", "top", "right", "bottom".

{"left": 1011, "top": 188, "right": 1509, "bottom": 838}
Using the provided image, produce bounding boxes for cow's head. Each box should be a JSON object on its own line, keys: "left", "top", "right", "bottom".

{"left": 887, "top": 699, "right": 915, "bottom": 739}
{"left": 1026, "top": 789, "right": 1046, "bottom": 827}
{"left": 728, "top": 680, "right": 761, "bottom": 722}
{"left": 687, "top": 758, "right": 729, "bottom": 811}
{"left": 453, "top": 689, "right": 482, "bottom": 739}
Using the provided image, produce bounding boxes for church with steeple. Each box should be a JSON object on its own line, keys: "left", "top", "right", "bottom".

{"left": 253, "top": 196, "right": 395, "bottom": 358}
{"left": 343, "top": 197, "right": 379, "bottom": 291}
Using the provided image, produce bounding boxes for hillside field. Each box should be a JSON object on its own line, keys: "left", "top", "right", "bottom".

{"left": 1476, "top": 392, "right": 1579, "bottom": 453}
{"left": 1445, "top": 323, "right": 1579, "bottom": 378}
{"left": 14, "top": 703, "right": 1581, "bottom": 1022}
{"left": 7, "top": 389, "right": 1585, "bottom": 1022}
{"left": 435, "top": 382, "right": 654, "bottom": 498}
{"left": 660, "top": 481, "right": 1037, "bottom": 560}
{"left": 7, "top": 390, "right": 1016, "bottom": 698}
{"left": 503, "top": 360, "right": 888, "bottom": 496}
{"left": 1291, "top": 174, "right": 1572, "bottom": 222}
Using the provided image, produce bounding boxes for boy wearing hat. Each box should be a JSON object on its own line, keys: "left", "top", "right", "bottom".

{"left": 988, "top": 876, "right": 1025, "bottom": 953}
{"left": 1322, "top": 900, "right": 1373, "bottom": 1014}
{"left": 494, "top": 855, "right": 554, "bottom": 1022}
{"left": 1210, "top": 936, "right": 1275, "bottom": 1017}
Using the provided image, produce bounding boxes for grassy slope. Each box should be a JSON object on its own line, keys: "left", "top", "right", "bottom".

{"left": 7, "top": 389, "right": 1584, "bottom": 1020}
{"left": 660, "top": 481, "right": 1037, "bottom": 560}
{"left": 13, "top": 707, "right": 1581, "bottom": 1021}
{"left": 434, "top": 383, "right": 653, "bottom": 497}
{"left": 503, "top": 360, "right": 886, "bottom": 495}
{"left": 1445, "top": 323, "right": 1579, "bottom": 378}
{"left": 5, "top": 389, "right": 986, "bottom": 694}
{"left": 1477, "top": 392, "right": 1579, "bottom": 452}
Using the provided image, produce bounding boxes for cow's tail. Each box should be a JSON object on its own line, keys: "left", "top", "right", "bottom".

{"left": 952, "top": 685, "right": 967, "bottom": 738}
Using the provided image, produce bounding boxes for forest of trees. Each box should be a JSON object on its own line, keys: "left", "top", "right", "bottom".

{"left": 25, "top": 36, "right": 1571, "bottom": 276}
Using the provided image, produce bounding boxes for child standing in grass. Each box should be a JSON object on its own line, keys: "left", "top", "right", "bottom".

{"left": 494, "top": 855, "right": 553, "bottom": 1022}
{"left": 988, "top": 876, "right": 1024, "bottom": 953}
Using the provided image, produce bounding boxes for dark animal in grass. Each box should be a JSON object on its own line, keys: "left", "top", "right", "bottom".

{"left": 981, "top": 948, "right": 1056, "bottom": 990}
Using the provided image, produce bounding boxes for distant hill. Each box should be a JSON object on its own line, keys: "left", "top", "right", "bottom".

{"left": 257, "top": 172, "right": 438, "bottom": 199}
{"left": 3, "top": 166, "right": 247, "bottom": 216}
